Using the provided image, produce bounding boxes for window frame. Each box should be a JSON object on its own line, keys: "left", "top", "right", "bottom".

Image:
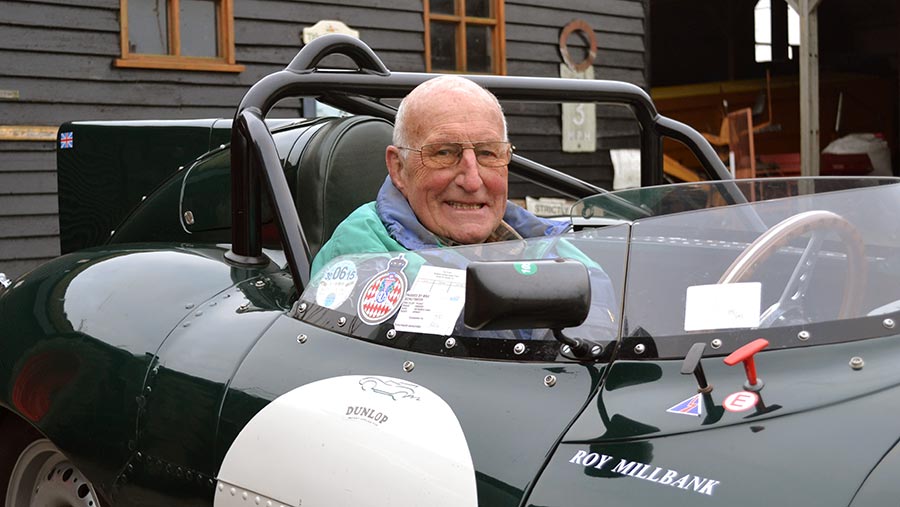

{"left": 424, "top": 0, "right": 506, "bottom": 75}
{"left": 115, "top": 0, "right": 244, "bottom": 73}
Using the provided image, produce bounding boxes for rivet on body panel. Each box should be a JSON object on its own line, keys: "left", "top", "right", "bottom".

{"left": 798, "top": 330, "right": 810, "bottom": 341}
{"left": 183, "top": 210, "right": 195, "bottom": 225}
{"left": 513, "top": 343, "right": 526, "bottom": 355}
{"left": 403, "top": 360, "right": 415, "bottom": 372}
{"left": 711, "top": 339, "right": 723, "bottom": 349}
{"left": 297, "top": 334, "right": 308, "bottom": 344}
{"left": 884, "top": 318, "right": 896, "bottom": 329}
{"left": 445, "top": 337, "right": 457, "bottom": 349}
{"left": 849, "top": 356, "right": 864, "bottom": 370}
{"left": 544, "top": 375, "right": 557, "bottom": 387}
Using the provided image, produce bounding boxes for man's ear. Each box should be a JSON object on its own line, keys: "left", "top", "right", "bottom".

{"left": 385, "top": 145, "right": 407, "bottom": 194}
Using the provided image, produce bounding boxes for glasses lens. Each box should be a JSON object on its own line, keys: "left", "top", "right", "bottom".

{"left": 473, "top": 142, "right": 511, "bottom": 167}
{"left": 421, "top": 143, "right": 463, "bottom": 168}
{"left": 420, "top": 142, "right": 511, "bottom": 168}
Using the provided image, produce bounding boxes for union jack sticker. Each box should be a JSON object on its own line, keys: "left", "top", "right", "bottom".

{"left": 667, "top": 393, "right": 703, "bottom": 417}
{"left": 59, "top": 131, "right": 73, "bottom": 149}
{"left": 357, "top": 255, "right": 408, "bottom": 325}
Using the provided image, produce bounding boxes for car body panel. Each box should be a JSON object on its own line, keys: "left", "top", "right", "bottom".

{"left": 218, "top": 315, "right": 606, "bottom": 507}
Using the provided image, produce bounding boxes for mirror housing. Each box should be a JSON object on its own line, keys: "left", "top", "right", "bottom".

{"left": 464, "top": 258, "right": 591, "bottom": 330}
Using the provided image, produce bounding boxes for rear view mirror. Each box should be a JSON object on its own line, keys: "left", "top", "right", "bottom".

{"left": 464, "top": 259, "right": 591, "bottom": 330}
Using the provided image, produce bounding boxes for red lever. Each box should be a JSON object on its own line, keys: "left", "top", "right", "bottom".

{"left": 723, "top": 338, "right": 769, "bottom": 391}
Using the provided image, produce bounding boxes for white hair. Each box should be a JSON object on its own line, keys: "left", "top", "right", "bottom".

{"left": 393, "top": 75, "right": 508, "bottom": 154}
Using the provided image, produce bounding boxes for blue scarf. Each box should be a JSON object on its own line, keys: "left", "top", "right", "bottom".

{"left": 375, "top": 176, "right": 569, "bottom": 250}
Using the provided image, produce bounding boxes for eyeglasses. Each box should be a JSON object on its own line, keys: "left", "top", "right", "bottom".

{"left": 397, "top": 141, "right": 514, "bottom": 169}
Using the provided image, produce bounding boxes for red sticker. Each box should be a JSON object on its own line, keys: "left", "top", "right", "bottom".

{"left": 357, "top": 255, "right": 408, "bottom": 325}
{"left": 722, "top": 391, "right": 759, "bottom": 412}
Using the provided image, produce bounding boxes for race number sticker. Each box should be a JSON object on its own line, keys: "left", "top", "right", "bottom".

{"left": 684, "top": 282, "right": 761, "bottom": 331}
{"left": 357, "top": 255, "right": 408, "bottom": 325}
{"left": 723, "top": 391, "right": 759, "bottom": 412}
{"left": 394, "top": 266, "right": 466, "bottom": 336}
{"left": 316, "top": 260, "right": 358, "bottom": 309}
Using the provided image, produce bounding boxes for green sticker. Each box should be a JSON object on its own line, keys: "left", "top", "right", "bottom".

{"left": 514, "top": 262, "right": 537, "bottom": 275}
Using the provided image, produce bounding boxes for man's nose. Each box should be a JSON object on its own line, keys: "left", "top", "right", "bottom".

{"left": 455, "top": 148, "right": 483, "bottom": 191}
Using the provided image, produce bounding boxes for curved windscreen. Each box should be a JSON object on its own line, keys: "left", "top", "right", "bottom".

{"left": 576, "top": 177, "right": 900, "bottom": 358}
{"left": 298, "top": 229, "right": 630, "bottom": 361}
{"left": 299, "top": 177, "right": 900, "bottom": 361}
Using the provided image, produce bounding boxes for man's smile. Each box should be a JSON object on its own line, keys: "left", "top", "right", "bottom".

{"left": 447, "top": 201, "right": 486, "bottom": 210}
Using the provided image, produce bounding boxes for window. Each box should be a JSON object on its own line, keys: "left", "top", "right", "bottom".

{"left": 754, "top": 0, "right": 799, "bottom": 63}
{"left": 116, "top": 0, "right": 244, "bottom": 72}
{"left": 425, "top": 0, "right": 506, "bottom": 74}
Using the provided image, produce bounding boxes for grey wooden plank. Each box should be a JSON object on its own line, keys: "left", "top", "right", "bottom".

{"left": 21, "top": 0, "right": 113, "bottom": 8}
{"left": 0, "top": 194, "right": 58, "bottom": 216}
{"left": 0, "top": 141, "right": 55, "bottom": 153}
{"left": 0, "top": 236, "right": 60, "bottom": 258}
{"left": 0, "top": 215, "right": 60, "bottom": 238}
{"left": 1, "top": 103, "right": 301, "bottom": 126}
{"left": 235, "top": 21, "right": 423, "bottom": 51}
{"left": 0, "top": 50, "right": 264, "bottom": 84}
{"left": 3, "top": 77, "right": 251, "bottom": 107}
{"left": 508, "top": 41, "right": 645, "bottom": 69}
{"left": 234, "top": 1, "right": 422, "bottom": 30}
{"left": 0, "top": 50, "right": 279, "bottom": 85}
{"left": 506, "top": 24, "right": 646, "bottom": 52}
{"left": 0, "top": 171, "right": 57, "bottom": 194}
{"left": 512, "top": 131, "right": 639, "bottom": 148}
{"left": 3, "top": 1, "right": 118, "bottom": 32}
{"left": 235, "top": 2, "right": 423, "bottom": 32}
{"left": 510, "top": 0, "right": 644, "bottom": 19}
{"left": 0, "top": 152, "right": 55, "bottom": 172}
{"left": 504, "top": 103, "right": 640, "bottom": 120}
{"left": 507, "top": 61, "right": 646, "bottom": 86}
{"left": 0, "top": 25, "right": 118, "bottom": 56}
{"left": 257, "top": 0, "right": 422, "bottom": 11}
{"left": 507, "top": 6, "right": 644, "bottom": 35}
{"left": 511, "top": 117, "right": 640, "bottom": 136}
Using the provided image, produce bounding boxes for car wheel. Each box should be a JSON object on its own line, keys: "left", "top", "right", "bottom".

{"left": 1, "top": 420, "right": 100, "bottom": 507}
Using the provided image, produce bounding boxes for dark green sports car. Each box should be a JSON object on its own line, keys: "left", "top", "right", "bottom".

{"left": 3, "top": 35, "right": 900, "bottom": 507}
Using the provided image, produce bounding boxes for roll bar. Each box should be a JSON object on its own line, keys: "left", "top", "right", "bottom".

{"left": 226, "top": 34, "right": 733, "bottom": 291}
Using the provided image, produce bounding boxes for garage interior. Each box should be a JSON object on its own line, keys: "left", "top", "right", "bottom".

{"left": 649, "top": 0, "right": 899, "bottom": 178}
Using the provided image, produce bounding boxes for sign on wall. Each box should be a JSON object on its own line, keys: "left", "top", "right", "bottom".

{"left": 559, "top": 20, "right": 598, "bottom": 153}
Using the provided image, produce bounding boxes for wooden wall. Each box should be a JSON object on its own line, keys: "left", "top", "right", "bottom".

{"left": 0, "top": 0, "right": 647, "bottom": 279}
{"left": 504, "top": 0, "right": 648, "bottom": 197}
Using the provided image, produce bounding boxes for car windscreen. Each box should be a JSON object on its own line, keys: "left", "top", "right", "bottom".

{"left": 575, "top": 177, "right": 900, "bottom": 359}
{"left": 297, "top": 227, "right": 630, "bottom": 362}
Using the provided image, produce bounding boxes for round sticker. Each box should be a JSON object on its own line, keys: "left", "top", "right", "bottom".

{"left": 316, "top": 260, "right": 358, "bottom": 309}
{"left": 723, "top": 391, "right": 759, "bottom": 412}
{"left": 357, "top": 255, "right": 408, "bottom": 325}
{"left": 514, "top": 262, "right": 537, "bottom": 276}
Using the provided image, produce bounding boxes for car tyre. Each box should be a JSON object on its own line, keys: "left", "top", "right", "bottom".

{"left": 0, "top": 415, "right": 100, "bottom": 507}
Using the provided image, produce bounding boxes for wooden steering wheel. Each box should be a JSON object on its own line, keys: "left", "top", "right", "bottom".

{"left": 718, "top": 210, "right": 867, "bottom": 327}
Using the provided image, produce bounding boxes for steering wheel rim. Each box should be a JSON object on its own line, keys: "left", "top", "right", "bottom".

{"left": 718, "top": 210, "right": 867, "bottom": 321}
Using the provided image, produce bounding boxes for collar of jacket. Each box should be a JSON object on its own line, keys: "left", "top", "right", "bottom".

{"left": 374, "top": 176, "right": 570, "bottom": 250}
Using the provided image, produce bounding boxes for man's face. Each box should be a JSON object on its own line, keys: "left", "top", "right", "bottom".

{"left": 387, "top": 90, "right": 508, "bottom": 245}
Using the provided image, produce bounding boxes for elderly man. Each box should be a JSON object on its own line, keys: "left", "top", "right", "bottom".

{"left": 310, "top": 75, "right": 568, "bottom": 274}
